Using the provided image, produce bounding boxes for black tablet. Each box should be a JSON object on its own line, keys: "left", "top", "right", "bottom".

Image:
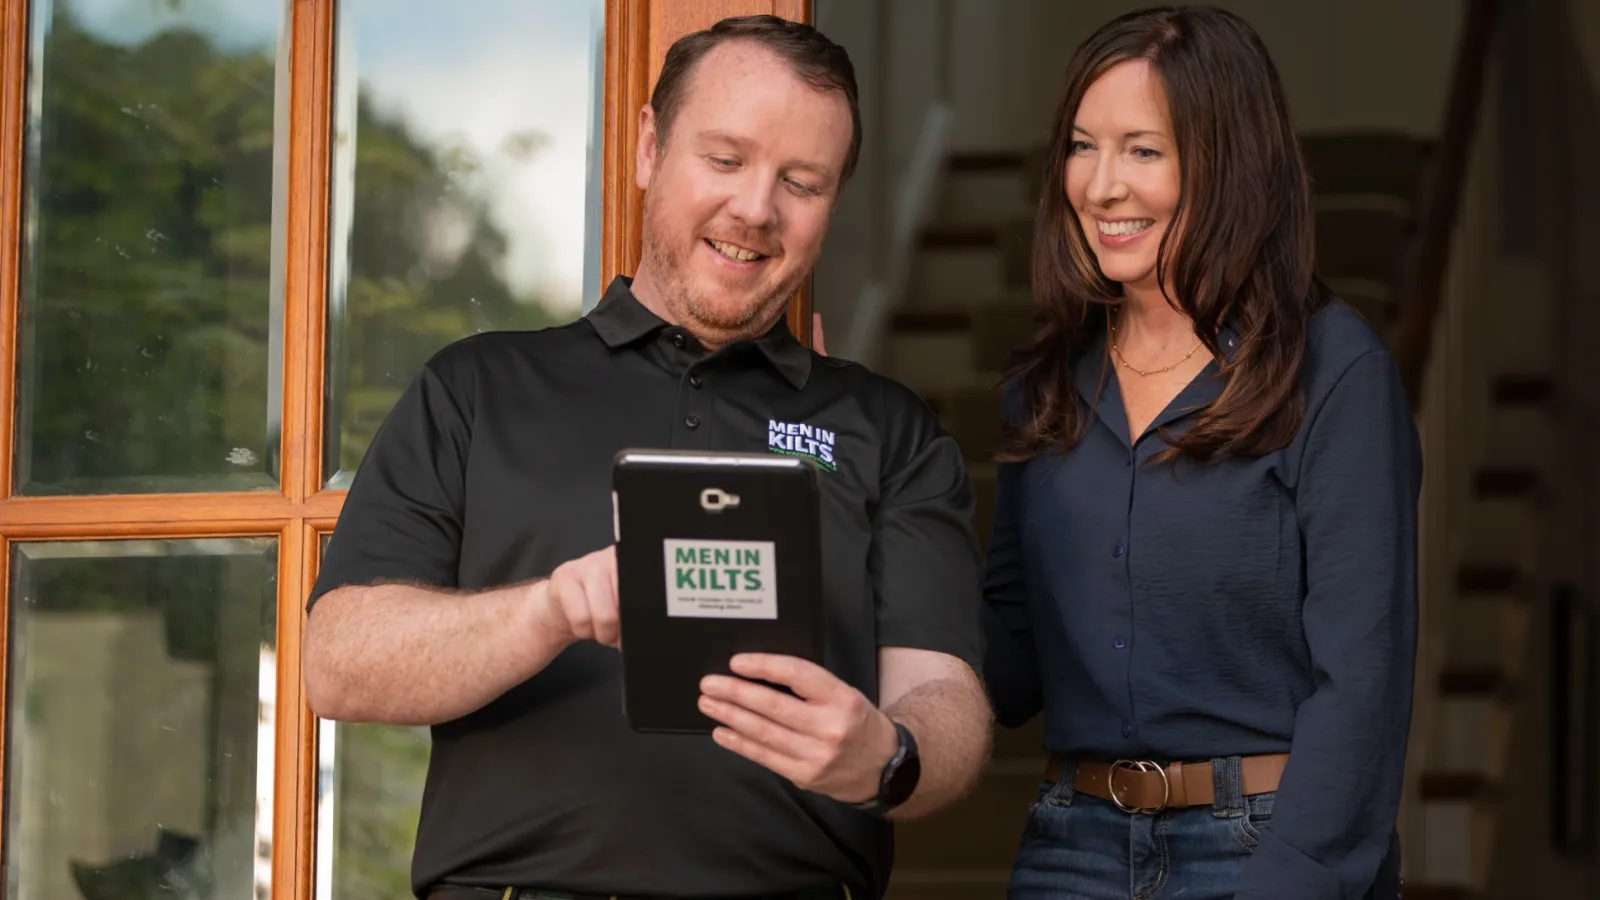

{"left": 612, "top": 449, "right": 825, "bottom": 733}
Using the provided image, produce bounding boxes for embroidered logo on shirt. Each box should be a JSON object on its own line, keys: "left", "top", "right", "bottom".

{"left": 767, "top": 419, "right": 837, "bottom": 471}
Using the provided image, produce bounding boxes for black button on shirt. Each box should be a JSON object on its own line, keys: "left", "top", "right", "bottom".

{"left": 312, "top": 277, "right": 983, "bottom": 898}
{"left": 982, "top": 302, "right": 1422, "bottom": 898}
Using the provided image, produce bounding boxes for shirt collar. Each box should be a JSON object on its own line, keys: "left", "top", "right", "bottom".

{"left": 586, "top": 276, "right": 812, "bottom": 389}
{"left": 1073, "top": 307, "right": 1243, "bottom": 445}
{"left": 587, "top": 275, "right": 667, "bottom": 347}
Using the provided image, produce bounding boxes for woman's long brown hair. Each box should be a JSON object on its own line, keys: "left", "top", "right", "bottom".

{"left": 1002, "top": 6, "right": 1326, "bottom": 465}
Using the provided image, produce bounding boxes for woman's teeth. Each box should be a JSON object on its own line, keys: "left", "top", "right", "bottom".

{"left": 1097, "top": 219, "right": 1154, "bottom": 236}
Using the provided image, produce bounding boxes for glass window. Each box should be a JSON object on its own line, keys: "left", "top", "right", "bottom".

{"left": 5, "top": 538, "right": 279, "bottom": 900}
{"left": 312, "top": 533, "right": 430, "bottom": 898}
{"left": 13, "top": 0, "right": 290, "bottom": 495}
{"left": 322, "top": 0, "right": 606, "bottom": 486}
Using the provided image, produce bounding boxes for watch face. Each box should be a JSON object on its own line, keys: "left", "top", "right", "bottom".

{"left": 886, "top": 752, "right": 921, "bottom": 806}
{"left": 884, "top": 730, "right": 921, "bottom": 806}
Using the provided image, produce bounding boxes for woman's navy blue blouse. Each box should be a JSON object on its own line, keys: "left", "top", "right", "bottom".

{"left": 983, "top": 301, "right": 1422, "bottom": 899}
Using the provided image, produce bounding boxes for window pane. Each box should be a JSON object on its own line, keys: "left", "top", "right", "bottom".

{"left": 314, "top": 719, "right": 430, "bottom": 899}
{"left": 13, "top": 1, "right": 290, "bottom": 495}
{"left": 323, "top": 0, "right": 605, "bottom": 487}
{"left": 5, "top": 538, "right": 279, "bottom": 900}
{"left": 313, "top": 533, "right": 429, "bottom": 898}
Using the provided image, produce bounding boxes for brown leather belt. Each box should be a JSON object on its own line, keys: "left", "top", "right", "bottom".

{"left": 1045, "top": 753, "right": 1289, "bottom": 814}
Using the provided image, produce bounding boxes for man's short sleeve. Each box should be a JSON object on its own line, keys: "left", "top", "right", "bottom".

{"left": 867, "top": 381, "right": 985, "bottom": 670}
{"left": 309, "top": 350, "right": 474, "bottom": 609}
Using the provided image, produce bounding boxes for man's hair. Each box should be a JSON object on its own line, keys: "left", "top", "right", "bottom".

{"left": 650, "top": 15, "right": 861, "bottom": 182}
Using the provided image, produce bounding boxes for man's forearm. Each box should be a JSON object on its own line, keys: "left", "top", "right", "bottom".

{"left": 304, "top": 580, "right": 565, "bottom": 726}
{"left": 883, "top": 670, "right": 993, "bottom": 819}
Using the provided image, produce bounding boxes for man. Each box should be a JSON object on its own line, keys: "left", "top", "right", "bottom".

{"left": 304, "top": 15, "right": 992, "bottom": 900}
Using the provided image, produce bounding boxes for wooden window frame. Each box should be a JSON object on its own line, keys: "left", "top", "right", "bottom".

{"left": 0, "top": 0, "right": 809, "bottom": 897}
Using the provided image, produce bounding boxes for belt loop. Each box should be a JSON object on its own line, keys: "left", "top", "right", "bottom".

{"left": 1167, "top": 759, "right": 1188, "bottom": 808}
{"left": 1210, "top": 755, "right": 1246, "bottom": 817}
{"left": 1048, "top": 757, "right": 1077, "bottom": 807}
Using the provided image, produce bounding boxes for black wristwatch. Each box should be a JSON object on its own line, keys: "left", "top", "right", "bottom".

{"left": 851, "top": 720, "right": 920, "bottom": 816}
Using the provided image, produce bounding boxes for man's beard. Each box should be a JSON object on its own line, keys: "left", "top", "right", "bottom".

{"left": 638, "top": 190, "right": 808, "bottom": 345}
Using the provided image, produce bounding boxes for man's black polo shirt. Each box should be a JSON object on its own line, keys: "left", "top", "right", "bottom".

{"left": 310, "top": 277, "right": 984, "bottom": 899}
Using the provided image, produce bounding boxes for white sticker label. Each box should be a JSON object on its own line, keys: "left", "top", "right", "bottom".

{"left": 663, "top": 538, "right": 778, "bottom": 620}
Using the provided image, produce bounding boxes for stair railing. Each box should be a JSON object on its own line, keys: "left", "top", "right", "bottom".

{"left": 842, "top": 101, "right": 952, "bottom": 366}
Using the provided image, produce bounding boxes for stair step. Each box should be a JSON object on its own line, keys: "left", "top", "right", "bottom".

{"left": 1419, "top": 772, "right": 1495, "bottom": 801}
{"left": 884, "top": 331, "right": 976, "bottom": 394}
{"left": 1432, "top": 695, "right": 1506, "bottom": 776}
{"left": 1300, "top": 130, "right": 1430, "bottom": 204}
{"left": 1402, "top": 883, "right": 1479, "bottom": 899}
{"left": 891, "top": 310, "right": 973, "bottom": 332}
{"left": 1448, "top": 593, "right": 1533, "bottom": 674}
{"left": 1460, "top": 498, "right": 1540, "bottom": 570}
{"left": 938, "top": 166, "right": 1034, "bottom": 229}
{"left": 908, "top": 245, "right": 1006, "bottom": 309}
{"left": 1455, "top": 564, "right": 1523, "bottom": 595}
{"left": 1417, "top": 799, "right": 1488, "bottom": 889}
{"left": 931, "top": 383, "right": 1004, "bottom": 462}
{"left": 1484, "top": 404, "right": 1557, "bottom": 473}
{"left": 948, "top": 150, "right": 1031, "bottom": 172}
{"left": 1471, "top": 466, "right": 1540, "bottom": 498}
{"left": 975, "top": 303, "right": 1035, "bottom": 372}
{"left": 1483, "top": 260, "right": 1555, "bottom": 373}
{"left": 1315, "top": 207, "right": 1410, "bottom": 287}
{"left": 1437, "top": 665, "right": 1511, "bottom": 696}
{"left": 886, "top": 301, "right": 1035, "bottom": 379}
{"left": 1491, "top": 374, "right": 1555, "bottom": 407}
{"left": 922, "top": 226, "right": 1002, "bottom": 250}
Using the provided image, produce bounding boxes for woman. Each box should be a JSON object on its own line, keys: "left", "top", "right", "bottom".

{"left": 983, "top": 7, "right": 1420, "bottom": 900}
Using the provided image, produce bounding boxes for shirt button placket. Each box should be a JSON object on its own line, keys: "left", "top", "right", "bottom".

{"left": 671, "top": 340, "right": 710, "bottom": 449}
{"left": 1119, "top": 446, "right": 1137, "bottom": 746}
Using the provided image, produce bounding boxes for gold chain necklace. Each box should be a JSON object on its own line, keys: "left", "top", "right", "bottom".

{"left": 1108, "top": 313, "right": 1203, "bottom": 377}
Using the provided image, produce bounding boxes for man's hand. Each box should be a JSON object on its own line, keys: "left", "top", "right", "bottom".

{"left": 699, "top": 653, "right": 898, "bottom": 803}
{"left": 532, "top": 545, "right": 621, "bottom": 648}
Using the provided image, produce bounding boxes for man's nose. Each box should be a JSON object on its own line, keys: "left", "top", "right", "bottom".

{"left": 725, "top": 172, "right": 777, "bottom": 229}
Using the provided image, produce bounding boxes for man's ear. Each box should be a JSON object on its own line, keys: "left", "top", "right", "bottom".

{"left": 635, "top": 105, "right": 659, "bottom": 191}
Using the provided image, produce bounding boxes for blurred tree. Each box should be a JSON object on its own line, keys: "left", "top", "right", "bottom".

{"left": 21, "top": 4, "right": 568, "bottom": 494}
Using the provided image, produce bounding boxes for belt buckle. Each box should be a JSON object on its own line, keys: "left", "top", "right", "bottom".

{"left": 1108, "top": 759, "right": 1170, "bottom": 814}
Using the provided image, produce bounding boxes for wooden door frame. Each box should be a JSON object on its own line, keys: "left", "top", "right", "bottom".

{"left": 0, "top": 1, "right": 812, "bottom": 898}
